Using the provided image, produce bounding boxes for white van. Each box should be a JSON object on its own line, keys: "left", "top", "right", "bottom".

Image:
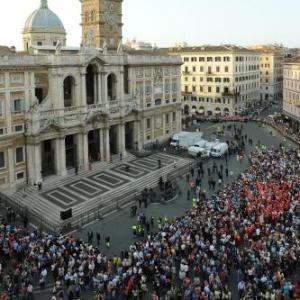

{"left": 188, "top": 140, "right": 208, "bottom": 157}
{"left": 170, "top": 131, "right": 203, "bottom": 149}
{"left": 210, "top": 143, "right": 228, "bottom": 157}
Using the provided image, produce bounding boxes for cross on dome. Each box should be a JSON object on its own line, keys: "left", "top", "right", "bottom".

{"left": 40, "top": 0, "right": 48, "bottom": 8}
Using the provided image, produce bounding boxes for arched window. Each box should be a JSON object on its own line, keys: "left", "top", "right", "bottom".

{"left": 215, "top": 107, "right": 221, "bottom": 116}
{"left": 198, "top": 106, "right": 205, "bottom": 115}
{"left": 107, "top": 73, "right": 117, "bottom": 101}
{"left": 63, "top": 76, "right": 75, "bottom": 107}
{"left": 224, "top": 108, "right": 230, "bottom": 116}
{"left": 183, "top": 105, "right": 190, "bottom": 115}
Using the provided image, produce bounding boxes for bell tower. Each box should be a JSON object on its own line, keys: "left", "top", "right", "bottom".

{"left": 80, "top": 0, "right": 123, "bottom": 49}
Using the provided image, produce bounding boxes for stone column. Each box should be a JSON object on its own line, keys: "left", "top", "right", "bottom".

{"left": 162, "top": 114, "right": 166, "bottom": 138}
{"left": 99, "top": 129, "right": 104, "bottom": 161}
{"left": 177, "top": 76, "right": 181, "bottom": 103}
{"left": 101, "top": 72, "right": 108, "bottom": 104}
{"left": 27, "top": 143, "right": 42, "bottom": 184}
{"left": 162, "top": 77, "right": 165, "bottom": 104}
{"left": 103, "top": 127, "right": 110, "bottom": 162}
{"left": 135, "top": 120, "right": 143, "bottom": 151}
{"left": 151, "top": 116, "right": 155, "bottom": 140}
{"left": 119, "top": 71, "right": 124, "bottom": 103}
{"left": 80, "top": 70, "right": 87, "bottom": 106}
{"left": 52, "top": 71, "right": 64, "bottom": 109}
{"left": 94, "top": 72, "right": 98, "bottom": 103}
{"left": 140, "top": 118, "right": 145, "bottom": 147}
{"left": 118, "top": 123, "right": 126, "bottom": 157}
{"left": 54, "top": 137, "right": 67, "bottom": 176}
{"left": 76, "top": 132, "right": 89, "bottom": 171}
{"left": 5, "top": 72, "right": 12, "bottom": 135}
{"left": 83, "top": 133, "right": 89, "bottom": 170}
{"left": 7, "top": 146, "right": 15, "bottom": 185}
{"left": 24, "top": 71, "right": 30, "bottom": 110}
{"left": 97, "top": 73, "right": 102, "bottom": 104}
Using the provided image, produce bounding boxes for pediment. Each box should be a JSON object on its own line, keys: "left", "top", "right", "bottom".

{"left": 86, "top": 55, "right": 107, "bottom": 67}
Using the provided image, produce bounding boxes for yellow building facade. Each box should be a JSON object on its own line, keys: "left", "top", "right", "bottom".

{"left": 167, "top": 46, "right": 260, "bottom": 117}
{"left": 283, "top": 60, "right": 300, "bottom": 132}
{"left": 248, "top": 46, "right": 283, "bottom": 103}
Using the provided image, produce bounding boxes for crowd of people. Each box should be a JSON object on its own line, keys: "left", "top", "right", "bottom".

{"left": 263, "top": 117, "right": 300, "bottom": 146}
{"left": 0, "top": 122, "right": 299, "bottom": 299}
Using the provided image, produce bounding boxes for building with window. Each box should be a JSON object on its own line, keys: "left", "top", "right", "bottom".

{"left": 248, "top": 45, "right": 284, "bottom": 103}
{"left": 165, "top": 45, "right": 260, "bottom": 117}
{"left": 0, "top": 0, "right": 182, "bottom": 190}
{"left": 283, "top": 59, "right": 300, "bottom": 133}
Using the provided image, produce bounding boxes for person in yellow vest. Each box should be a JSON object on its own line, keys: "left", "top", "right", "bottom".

{"left": 132, "top": 224, "right": 137, "bottom": 237}
{"left": 192, "top": 198, "right": 198, "bottom": 208}
{"left": 112, "top": 255, "right": 118, "bottom": 266}
{"left": 137, "top": 224, "right": 141, "bottom": 236}
{"left": 157, "top": 218, "right": 162, "bottom": 229}
{"left": 137, "top": 224, "right": 144, "bottom": 236}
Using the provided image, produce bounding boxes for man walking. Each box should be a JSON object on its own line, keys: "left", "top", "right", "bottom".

{"left": 96, "top": 233, "right": 101, "bottom": 246}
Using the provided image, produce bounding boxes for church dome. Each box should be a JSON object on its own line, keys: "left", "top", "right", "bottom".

{"left": 24, "top": 0, "right": 65, "bottom": 32}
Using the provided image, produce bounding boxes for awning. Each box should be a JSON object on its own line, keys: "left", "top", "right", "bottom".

{"left": 191, "top": 109, "right": 196, "bottom": 114}
{"left": 215, "top": 111, "right": 221, "bottom": 115}
{"left": 199, "top": 109, "right": 205, "bottom": 113}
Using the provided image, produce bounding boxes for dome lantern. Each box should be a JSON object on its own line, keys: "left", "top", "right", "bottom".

{"left": 40, "top": 0, "right": 48, "bottom": 8}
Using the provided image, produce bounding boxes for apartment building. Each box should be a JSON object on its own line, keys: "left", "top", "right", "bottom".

{"left": 167, "top": 45, "right": 260, "bottom": 117}
{"left": 248, "top": 46, "right": 284, "bottom": 102}
{"left": 283, "top": 59, "right": 300, "bottom": 133}
{"left": 0, "top": 53, "right": 29, "bottom": 188}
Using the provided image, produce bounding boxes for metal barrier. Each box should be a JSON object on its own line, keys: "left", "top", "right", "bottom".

{"left": 0, "top": 192, "right": 60, "bottom": 234}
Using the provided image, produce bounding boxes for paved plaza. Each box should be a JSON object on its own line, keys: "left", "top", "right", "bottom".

{"left": 7, "top": 152, "right": 191, "bottom": 230}
{"left": 32, "top": 120, "right": 292, "bottom": 299}
{"left": 75, "top": 121, "right": 289, "bottom": 254}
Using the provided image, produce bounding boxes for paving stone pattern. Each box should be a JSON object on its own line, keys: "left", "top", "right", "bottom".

{"left": 9, "top": 153, "right": 191, "bottom": 228}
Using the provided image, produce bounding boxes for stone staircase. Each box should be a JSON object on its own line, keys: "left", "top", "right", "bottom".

{"left": 6, "top": 153, "right": 192, "bottom": 233}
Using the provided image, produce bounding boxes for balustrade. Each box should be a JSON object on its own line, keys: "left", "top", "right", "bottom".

{"left": 26, "top": 99, "right": 139, "bottom": 134}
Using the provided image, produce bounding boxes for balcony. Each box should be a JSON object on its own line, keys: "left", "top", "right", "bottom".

{"left": 222, "top": 91, "right": 240, "bottom": 98}
{"left": 181, "top": 91, "right": 192, "bottom": 96}
{"left": 26, "top": 99, "right": 139, "bottom": 135}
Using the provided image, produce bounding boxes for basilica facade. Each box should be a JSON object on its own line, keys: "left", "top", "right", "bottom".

{"left": 0, "top": 0, "right": 182, "bottom": 189}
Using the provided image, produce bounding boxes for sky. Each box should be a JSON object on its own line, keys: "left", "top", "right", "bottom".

{"left": 0, "top": 0, "right": 299, "bottom": 50}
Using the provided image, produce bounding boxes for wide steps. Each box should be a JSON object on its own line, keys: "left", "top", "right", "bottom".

{"left": 6, "top": 153, "right": 192, "bottom": 232}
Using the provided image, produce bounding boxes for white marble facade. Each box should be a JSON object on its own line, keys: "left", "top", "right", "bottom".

{"left": 0, "top": 0, "right": 182, "bottom": 189}
{"left": 2, "top": 47, "right": 182, "bottom": 186}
